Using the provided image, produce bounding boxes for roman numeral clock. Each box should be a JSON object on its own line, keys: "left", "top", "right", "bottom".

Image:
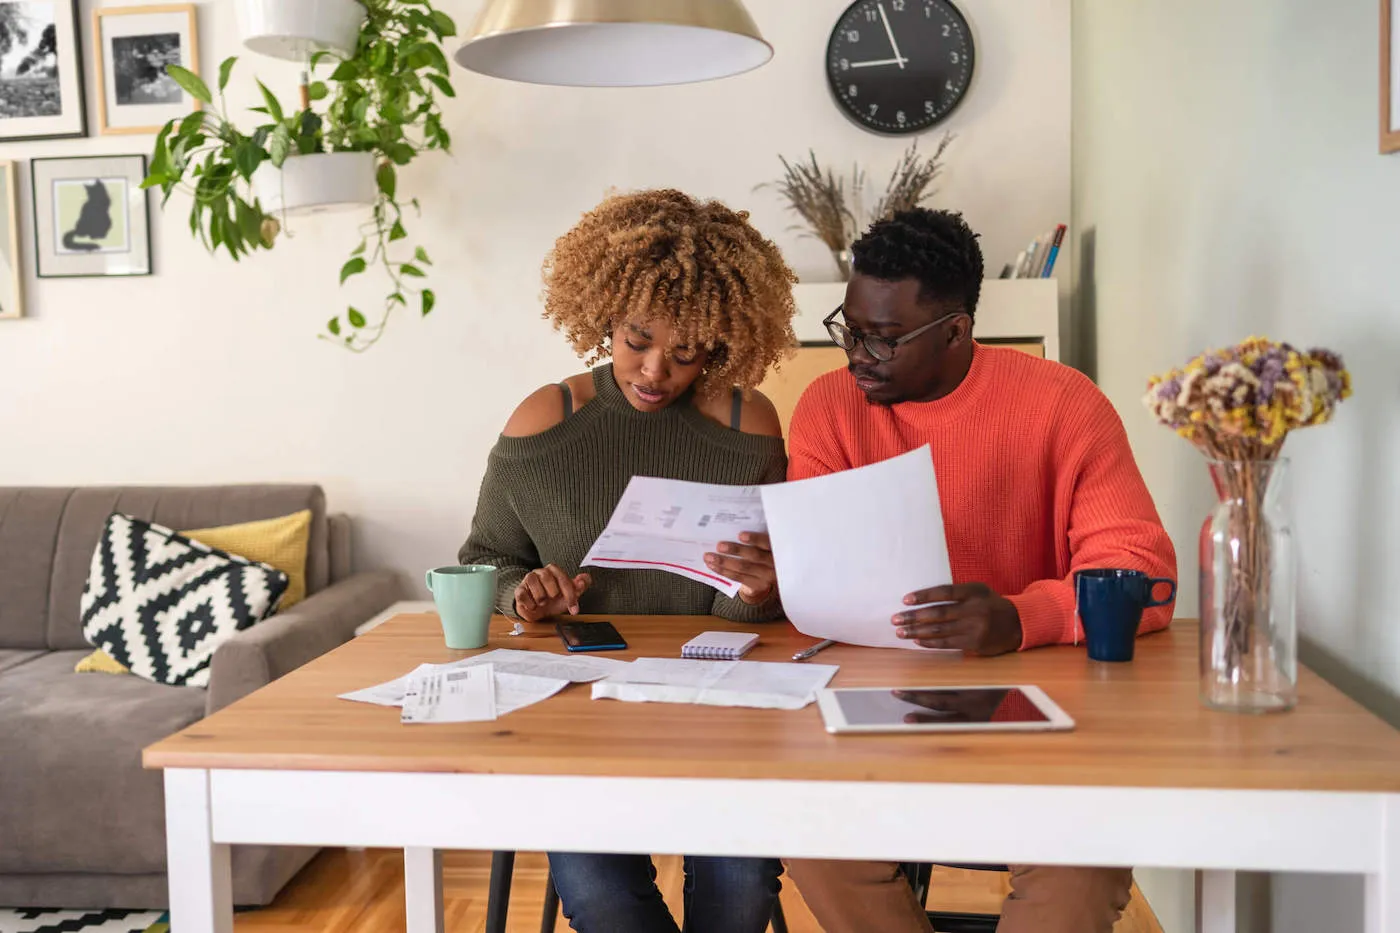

{"left": 826, "top": 0, "right": 975, "bottom": 134}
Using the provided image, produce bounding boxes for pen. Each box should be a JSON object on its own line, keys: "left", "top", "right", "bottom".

{"left": 792, "top": 638, "right": 835, "bottom": 662}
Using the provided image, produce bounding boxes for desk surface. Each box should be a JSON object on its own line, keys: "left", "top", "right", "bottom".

{"left": 144, "top": 614, "right": 1400, "bottom": 792}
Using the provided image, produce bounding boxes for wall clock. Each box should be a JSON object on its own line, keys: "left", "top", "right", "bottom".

{"left": 825, "top": 0, "right": 975, "bottom": 135}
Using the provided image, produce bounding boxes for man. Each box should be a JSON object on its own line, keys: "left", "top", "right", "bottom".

{"left": 707, "top": 207, "right": 1177, "bottom": 933}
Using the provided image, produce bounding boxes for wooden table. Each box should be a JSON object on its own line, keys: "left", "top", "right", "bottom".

{"left": 145, "top": 614, "right": 1400, "bottom": 933}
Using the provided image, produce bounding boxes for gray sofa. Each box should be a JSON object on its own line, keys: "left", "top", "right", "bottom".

{"left": 0, "top": 485, "right": 402, "bottom": 909}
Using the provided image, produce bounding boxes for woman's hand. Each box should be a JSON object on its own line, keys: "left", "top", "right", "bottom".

{"left": 704, "top": 532, "right": 778, "bottom": 605}
{"left": 514, "top": 565, "right": 593, "bottom": 622}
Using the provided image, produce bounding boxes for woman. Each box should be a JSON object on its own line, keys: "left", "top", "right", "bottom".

{"left": 459, "top": 188, "right": 795, "bottom": 933}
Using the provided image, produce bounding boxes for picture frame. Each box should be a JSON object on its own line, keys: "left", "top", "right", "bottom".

{"left": 0, "top": 0, "right": 87, "bottom": 142}
{"left": 94, "top": 4, "right": 199, "bottom": 136}
{"left": 30, "top": 154, "right": 151, "bottom": 278}
{"left": 0, "top": 161, "right": 24, "bottom": 319}
{"left": 1385, "top": 0, "right": 1400, "bottom": 153}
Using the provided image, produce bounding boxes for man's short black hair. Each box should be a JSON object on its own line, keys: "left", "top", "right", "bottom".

{"left": 850, "top": 208, "right": 984, "bottom": 319}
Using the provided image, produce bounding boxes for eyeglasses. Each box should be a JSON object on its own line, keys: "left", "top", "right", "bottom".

{"left": 822, "top": 305, "right": 964, "bottom": 362}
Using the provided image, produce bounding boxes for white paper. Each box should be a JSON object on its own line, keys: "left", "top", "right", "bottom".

{"left": 457, "top": 648, "right": 628, "bottom": 683}
{"left": 400, "top": 664, "right": 498, "bottom": 724}
{"left": 760, "top": 446, "right": 956, "bottom": 652}
{"left": 494, "top": 671, "right": 570, "bottom": 714}
{"left": 591, "top": 657, "right": 838, "bottom": 710}
{"left": 581, "top": 476, "right": 767, "bottom": 597}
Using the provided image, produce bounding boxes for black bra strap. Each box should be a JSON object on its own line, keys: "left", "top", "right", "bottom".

{"left": 559, "top": 382, "right": 574, "bottom": 420}
{"left": 730, "top": 387, "right": 742, "bottom": 431}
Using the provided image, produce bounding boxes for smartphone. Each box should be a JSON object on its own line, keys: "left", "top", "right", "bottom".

{"left": 556, "top": 620, "right": 628, "bottom": 652}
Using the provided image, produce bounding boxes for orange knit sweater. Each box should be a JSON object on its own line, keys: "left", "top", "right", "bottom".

{"left": 787, "top": 344, "right": 1178, "bottom": 650}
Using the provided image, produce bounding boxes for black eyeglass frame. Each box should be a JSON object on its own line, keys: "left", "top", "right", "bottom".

{"left": 822, "top": 304, "right": 967, "bottom": 362}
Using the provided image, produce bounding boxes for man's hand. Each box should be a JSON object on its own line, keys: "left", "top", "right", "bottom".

{"left": 703, "top": 531, "right": 778, "bottom": 605}
{"left": 893, "top": 583, "right": 1022, "bottom": 656}
{"left": 514, "top": 565, "right": 592, "bottom": 623}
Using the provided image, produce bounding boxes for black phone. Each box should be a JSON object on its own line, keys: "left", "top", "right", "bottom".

{"left": 556, "top": 620, "right": 628, "bottom": 652}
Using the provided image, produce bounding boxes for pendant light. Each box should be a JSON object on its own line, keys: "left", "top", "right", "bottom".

{"left": 453, "top": 0, "right": 773, "bottom": 87}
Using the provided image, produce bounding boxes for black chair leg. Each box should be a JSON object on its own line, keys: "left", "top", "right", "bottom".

{"left": 769, "top": 897, "right": 789, "bottom": 933}
{"left": 540, "top": 866, "right": 560, "bottom": 933}
{"left": 485, "top": 850, "right": 516, "bottom": 933}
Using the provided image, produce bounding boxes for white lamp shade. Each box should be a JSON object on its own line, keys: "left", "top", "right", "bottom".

{"left": 454, "top": 0, "right": 773, "bottom": 87}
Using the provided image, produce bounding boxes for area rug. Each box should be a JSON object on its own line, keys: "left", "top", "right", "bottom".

{"left": 0, "top": 909, "right": 167, "bottom": 933}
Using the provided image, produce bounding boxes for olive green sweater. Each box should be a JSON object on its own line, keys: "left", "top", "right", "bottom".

{"left": 459, "top": 364, "right": 788, "bottom": 623}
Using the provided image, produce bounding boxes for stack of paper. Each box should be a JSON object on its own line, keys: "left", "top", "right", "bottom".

{"left": 591, "top": 658, "right": 838, "bottom": 710}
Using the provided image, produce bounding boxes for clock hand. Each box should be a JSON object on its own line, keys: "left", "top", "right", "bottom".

{"left": 878, "top": 2, "right": 906, "bottom": 70}
{"left": 849, "top": 57, "right": 908, "bottom": 68}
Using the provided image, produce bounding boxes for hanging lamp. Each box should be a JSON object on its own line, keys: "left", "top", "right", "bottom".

{"left": 453, "top": 0, "right": 772, "bottom": 87}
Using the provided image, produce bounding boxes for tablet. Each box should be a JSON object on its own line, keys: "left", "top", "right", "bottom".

{"left": 815, "top": 685, "right": 1075, "bottom": 734}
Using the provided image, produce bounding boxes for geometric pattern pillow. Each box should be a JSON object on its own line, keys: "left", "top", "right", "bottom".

{"left": 79, "top": 513, "right": 289, "bottom": 687}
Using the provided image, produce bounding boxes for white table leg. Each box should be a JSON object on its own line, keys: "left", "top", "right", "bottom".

{"left": 165, "top": 769, "right": 232, "bottom": 933}
{"left": 1365, "top": 795, "right": 1399, "bottom": 933}
{"left": 1196, "top": 869, "right": 1236, "bottom": 933}
{"left": 405, "top": 847, "right": 444, "bottom": 933}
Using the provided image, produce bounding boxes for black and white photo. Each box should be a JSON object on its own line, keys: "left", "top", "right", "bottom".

{"left": 95, "top": 4, "right": 197, "bottom": 135}
{"left": 0, "top": 0, "right": 84, "bottom": 141}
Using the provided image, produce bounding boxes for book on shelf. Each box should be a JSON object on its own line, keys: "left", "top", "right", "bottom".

{"left": 1005, "top": 223, "right": 1067, "bottom": 279}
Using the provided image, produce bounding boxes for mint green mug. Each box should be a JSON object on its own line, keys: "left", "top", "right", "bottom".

{"left": 424, "top": 565, "right": 497, "bottom": 649}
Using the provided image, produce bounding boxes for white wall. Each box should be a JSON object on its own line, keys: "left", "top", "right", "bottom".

{"left": 1074, "top": 0, "right": 1400, "bottom": 930}
{"left": 0, "top": 0, "right": 1069, "bottom": 594}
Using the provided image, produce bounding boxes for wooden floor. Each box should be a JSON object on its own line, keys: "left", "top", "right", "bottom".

{"left": 234, "top": 848, "right": 1164, "bottom": 933}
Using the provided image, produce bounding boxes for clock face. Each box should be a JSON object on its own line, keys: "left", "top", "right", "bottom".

{"left": 826, "top": 0, "right": 975, "bottom": 135}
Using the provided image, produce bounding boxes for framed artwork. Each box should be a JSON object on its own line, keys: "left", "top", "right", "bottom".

{"left": 0, "top": 0, "right": 86, "bottom": 141}
{"left": 30, "top": 154, "right": 151, "bottom": 278}
{"left": 0, "top": 161, "right": 22, "bottom": 318}
{"left": 1384, "top": 0, "right": 1400, "bottom": 153}
{"left": 94, "top": 4, "right": 199, "bottom": 135}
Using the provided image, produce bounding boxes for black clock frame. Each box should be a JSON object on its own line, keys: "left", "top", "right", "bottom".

{"left": 824, "top": 0, "right": 976, "bottom": 136}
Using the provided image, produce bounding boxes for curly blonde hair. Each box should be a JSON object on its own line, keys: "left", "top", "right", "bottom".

{"left": 542, "top": 188, "right": 798, "bottom": 396}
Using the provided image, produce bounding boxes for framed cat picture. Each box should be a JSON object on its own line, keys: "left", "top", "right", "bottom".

{"left": 0, "top": 0, "right": 87, "bottom": 142}
{"left": 31, "top": 154, "right": 151, "bottom": 278}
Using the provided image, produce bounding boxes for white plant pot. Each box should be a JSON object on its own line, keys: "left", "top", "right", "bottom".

{"left": 237, "top": 0, "right": 367, "bottom": 61}
{"left": 254, "top": 152, "right": 376, "bottom": 217}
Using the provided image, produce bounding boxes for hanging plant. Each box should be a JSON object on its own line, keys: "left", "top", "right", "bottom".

{"left": 141, "top": 0, "right": 457, "bottom": 352}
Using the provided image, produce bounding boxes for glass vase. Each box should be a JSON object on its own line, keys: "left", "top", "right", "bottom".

{"left": 1198, "top": 458, "right": 1297, "bottom": 713}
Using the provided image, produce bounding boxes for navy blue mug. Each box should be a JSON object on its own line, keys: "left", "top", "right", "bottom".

{"left": 1074, "top": 569, "right": 1176, "bottom": 662}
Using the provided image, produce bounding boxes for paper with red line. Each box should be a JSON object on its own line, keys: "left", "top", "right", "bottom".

{"left": 581, "top": 476, "right": 767, "bottom": 598}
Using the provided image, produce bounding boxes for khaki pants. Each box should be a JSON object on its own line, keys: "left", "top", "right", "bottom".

{"left": 783, "top": 859, "right": 1134, "bottom": 933}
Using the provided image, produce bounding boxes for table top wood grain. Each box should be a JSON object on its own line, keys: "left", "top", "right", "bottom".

{"left": 143, "top": 614, "right": 1400, "bottom": 792}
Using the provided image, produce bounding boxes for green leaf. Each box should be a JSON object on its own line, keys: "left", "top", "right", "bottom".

{"left": 178, "top": 109, "right": 206, "bottom": 139}
{"left": 389, "top": 292, "right": 407, "bottom": 306}
{"left": 307, "top": 81, "right": 329, "bottom": 101}
{"left": 348, "top": 307, "right": 367, "bottom": 328}
{"left": 376, "top": 161, "right": 397, "bottom": 200}
{"left": 234, "top": 142, "right": 264, "bottom": 181}
{"left": 166, "top": 65, "right": 212, "bottom": 104}
{"left": 383, "top": 142, "right": 415, "bottom": 165}
{"left": 330, "top": 61, "right": 359, "bottom": 81}
{"left": 372, "top": 42, "right": 391, "bottom": 71}
{"left": 339, "top": 257, "right": 367, "bottom": 284}
{"left": 351, "top": 239, "right": 367, "bottom": 257}
{"left": 218, "top": 56, "right": 237, "bottom": 93}
{"left": 421, "top": 288, "right": 436, "bottom": 316}
{"left": 352, "top": 96, "right": 371, "bottom": 123}
{"left": 424, "top": 73, "right": 455, "bottom": 98}
{"left": 269, "top": 124, "right": 293, "bottom": 167}
{"left": 430, "top": 10, "right": 457, "bottom": 36}
{"left": 420, "top": 42, "right": 450, "bottom": 75}
{"left": 255, "top": 80, "right": 284, "bottom": 122}
{"left": 389, "top": 220, "right": 406, "bottom": 241}
{"left": 235, "top": 199, "right": 262, "bottom": 245}
{"left": 328, "top": 317, "right": 342, "bottom": 336}
{"left": 400, "top": 263, "right": 426, "bottom": 278}
{"left": 414, "top": 246, "right": 432, "bottom": 265}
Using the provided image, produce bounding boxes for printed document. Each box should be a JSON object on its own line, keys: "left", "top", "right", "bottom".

{"left": 591, "top": 658, "right": 838, "bottom": 710}
{"left": 339, "top": 648, "right": 606, "bottom": 714}
{"left": 759, "top": 445, "right": 955, "bottom": 651}
{"left": 400, "top": 664, "right": 498, "bottom": 724}
{"left": 581, "top": 476, "right": 766, "bottom": 598}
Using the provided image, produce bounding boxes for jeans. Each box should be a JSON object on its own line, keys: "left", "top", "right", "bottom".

{"left": 547, "top": 851, "right": 783, "bottom": 933}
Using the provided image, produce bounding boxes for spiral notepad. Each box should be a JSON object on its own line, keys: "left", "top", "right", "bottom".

{"left": 680, "top": 631, "right": 760, "bottom": 660}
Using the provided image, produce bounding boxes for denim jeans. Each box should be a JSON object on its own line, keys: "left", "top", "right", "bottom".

{"left": 547, "top": 851, "right": 783, "bottom": 933}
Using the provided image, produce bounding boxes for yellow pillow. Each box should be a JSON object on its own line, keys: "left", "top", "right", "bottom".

{"left": 75, "top": 648, "right": 130, "bottom": 674}
{"left": 75, "top": 509, "right": 312, "bottom": 675}
{"left": 180, "top": 509, "right": 312, "bottom": 609}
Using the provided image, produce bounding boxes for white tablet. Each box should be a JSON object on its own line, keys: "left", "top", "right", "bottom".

{"left": 815, "top": 685, "right": 1075, "bottom": 734}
